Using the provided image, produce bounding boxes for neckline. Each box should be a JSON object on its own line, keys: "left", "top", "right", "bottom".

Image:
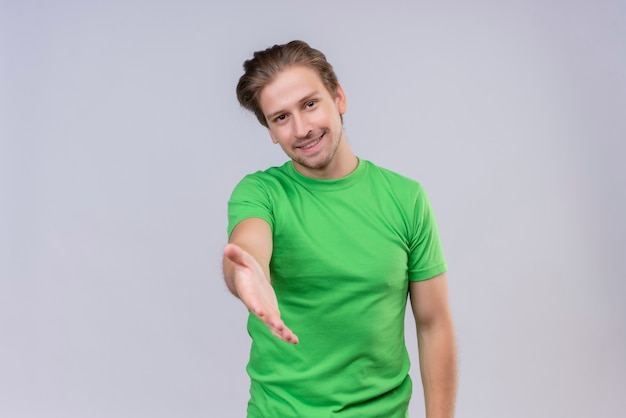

{"left": 286, "top": 158, "right": 366, "bottom": 191}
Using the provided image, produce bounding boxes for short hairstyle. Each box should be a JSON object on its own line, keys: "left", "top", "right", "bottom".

{"left": 236, "top": 40, "right": 340, "bottom": 127}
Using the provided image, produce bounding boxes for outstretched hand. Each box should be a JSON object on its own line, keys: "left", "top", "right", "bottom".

{"left": 224, "top": 243, "right": 298, "bottom": 344}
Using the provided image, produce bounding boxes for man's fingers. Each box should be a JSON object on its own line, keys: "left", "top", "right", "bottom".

{"left": 260, "top": 314, "right": 298, "bottom": 345}
{"left": 268, "top": 320, "right": 298, "bottom": 345}
{"left": 256, "top": 309, "right": 298, "bottom": 346}
{"left": 282, "top": 330, "right": 299, "bottom": 344}
{"left": 270, "top": 328, "right": 298, "bottom": 344}
{"left": 281, "top": 329, "right": 299, "bottom": 344}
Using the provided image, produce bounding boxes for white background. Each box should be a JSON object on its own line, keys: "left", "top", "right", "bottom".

{"left": 2, "top": 0, "right": 625, "bottom": 417}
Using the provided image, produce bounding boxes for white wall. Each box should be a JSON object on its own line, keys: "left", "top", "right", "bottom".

{"left": 2, "top": 0, "right": 624, "bottom": 417}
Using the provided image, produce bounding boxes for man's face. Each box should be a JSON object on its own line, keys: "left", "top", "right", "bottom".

{"left": 258, "top": 65, "right": 347, "bottom": 178}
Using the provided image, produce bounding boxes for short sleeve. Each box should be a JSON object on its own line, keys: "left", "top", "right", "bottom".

{"left": 227, "top": 173, "right": 275, "bottom": 239}
{"left": 407, "top": 186, "right": 448, "bottom": 281}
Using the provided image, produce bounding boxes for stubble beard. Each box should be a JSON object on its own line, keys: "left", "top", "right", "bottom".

{"left": 292, "top": 130, "right": 342, "bottom": 171}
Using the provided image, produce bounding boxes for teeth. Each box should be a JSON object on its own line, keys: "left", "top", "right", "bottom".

{"left": 302, "top": 137, "right": 321, "bottom": 149}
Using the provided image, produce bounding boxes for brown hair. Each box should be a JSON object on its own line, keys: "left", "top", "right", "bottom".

{"left": 236, "top": 40, "right": 340, "bottom": 127}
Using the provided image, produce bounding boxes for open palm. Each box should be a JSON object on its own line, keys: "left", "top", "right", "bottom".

{"left": 224, "top": 243, "right": 298, "bottom": 344}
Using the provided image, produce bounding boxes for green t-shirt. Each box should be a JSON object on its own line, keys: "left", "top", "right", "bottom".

{"left": 227, "top": 159, "right": 447, "bottom": 417}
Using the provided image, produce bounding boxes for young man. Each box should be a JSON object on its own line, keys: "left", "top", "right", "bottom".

{"left": 223, "top": 40, "right": 457, "bottom": 417}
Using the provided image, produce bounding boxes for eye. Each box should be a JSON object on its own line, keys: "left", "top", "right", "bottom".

{"left": 305, "top": 100, "right": 317, "bottom": 108}
{"left": 275, "top": 114, "right": 287, "bottom": 122}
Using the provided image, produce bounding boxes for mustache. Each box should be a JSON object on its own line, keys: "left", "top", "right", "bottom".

{"left": 295, "top": 129, "right": 326, "bottom": 145}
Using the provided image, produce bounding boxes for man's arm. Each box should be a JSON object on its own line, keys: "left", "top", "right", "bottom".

{"left": 223, "top": 217, "right": 298, "bottom": 344}
{"left": 409, "top": 272, "right": 457, "bottom": 418}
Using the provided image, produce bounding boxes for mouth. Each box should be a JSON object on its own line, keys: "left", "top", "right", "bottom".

{"left": 297, "top": 132, "right": 325, "bottom": 151}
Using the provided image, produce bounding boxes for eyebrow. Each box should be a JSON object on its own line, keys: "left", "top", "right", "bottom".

{"left": 266, "top": 92, "right": 321, "bottom": 121}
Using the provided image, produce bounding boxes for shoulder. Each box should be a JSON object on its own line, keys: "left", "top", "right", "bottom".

{"left": 239, "top": 163, "right": 290, "bottom": 182}
{"left": 361, "top": 161, "right": 437, "bottom": 222}
{"left": 227, "top": 164, "right": 294, "bottom": 236}
{"left": 232, "top": 162, "right": 293, "bottom": 192}
{"left": 362, "top": 160, "right": 424, "bottom": 194}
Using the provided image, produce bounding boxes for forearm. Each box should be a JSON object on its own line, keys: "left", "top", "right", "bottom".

{"left": 417, "top": 319, "right": 457, "bottom": 418}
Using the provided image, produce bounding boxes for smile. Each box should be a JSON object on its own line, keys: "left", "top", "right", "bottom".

{"left": 298, "top": 133, "right": 324, "bottom": 151}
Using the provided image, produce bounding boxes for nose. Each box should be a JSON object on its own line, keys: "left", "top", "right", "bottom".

{"left": 293, "top": 113, "right": 312, "bottom": 139}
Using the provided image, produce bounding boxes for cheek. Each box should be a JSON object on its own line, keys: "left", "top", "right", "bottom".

{"left": 309, "top": 109, "right": 331, "bottom": 127}
{"left": 271, "top": 127, "right": 292, "bottom": 144}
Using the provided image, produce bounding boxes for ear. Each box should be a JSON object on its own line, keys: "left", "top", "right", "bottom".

{"left": 335, "top": 83, "right": 347, "bottom": 115}
{"left": 267, "top": 127, "right": 279, "bottom": 144}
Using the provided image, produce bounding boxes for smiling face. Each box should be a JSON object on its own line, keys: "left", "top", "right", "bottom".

{"left": 258, "top": 65, "right": 356, "bottom": 179}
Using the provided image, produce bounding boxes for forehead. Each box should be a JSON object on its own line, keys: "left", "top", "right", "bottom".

{"left": 258, "top": 66, "right": 329, "bottom": 115}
